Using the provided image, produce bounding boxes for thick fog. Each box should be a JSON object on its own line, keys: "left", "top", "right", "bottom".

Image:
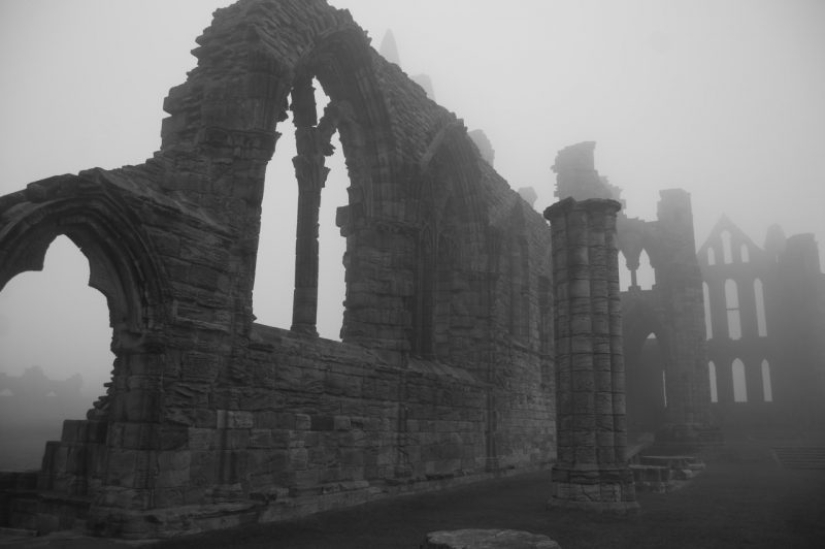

{"left": 1, "top": 0, "right": 823, "bottom": 466}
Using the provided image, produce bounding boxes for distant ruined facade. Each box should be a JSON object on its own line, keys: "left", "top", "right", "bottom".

{"left": 0, "top": 0, "right": 711, "bottom": 539}
{"left": 699, "top": 217, "right": 825, "bottom": 428}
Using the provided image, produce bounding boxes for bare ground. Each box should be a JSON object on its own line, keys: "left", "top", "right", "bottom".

{"left": 151, "top": 433, "right": 825, "bottom": 549}
{"left": 3, "top": 432, "right": 824, "bottom": 548}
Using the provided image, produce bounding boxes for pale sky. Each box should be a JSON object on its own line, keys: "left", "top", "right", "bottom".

{"left": 1, "top": 0, "right": 824, "bottom": 394}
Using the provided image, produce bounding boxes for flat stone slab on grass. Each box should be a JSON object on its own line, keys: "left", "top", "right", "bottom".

{"left": 424, "top": 529, "right": 561, "bottom": 549}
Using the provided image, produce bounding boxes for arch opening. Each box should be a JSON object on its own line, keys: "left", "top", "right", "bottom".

{"left": 0, "top": 236, "right": 113, "bottom": 470}
{"left": 253, "top": 76, "right": 347, "bottom": 341}
{"left": 625, "top": 331, "right": 667, "bottom": 434}
{"left": 636, "top": 249, "right": 656, "bottom": 290}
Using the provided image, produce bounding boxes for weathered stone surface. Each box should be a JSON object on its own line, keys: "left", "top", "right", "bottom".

{"left": 545, "top": 168, "right": 637, "bottom": 511}
{"left": 424, "top": 529, "right": 561, "bottom": 549}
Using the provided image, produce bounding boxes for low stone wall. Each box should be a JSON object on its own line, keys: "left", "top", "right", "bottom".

{"left": 26, "top": 325, "right": 553, "bottom": 539}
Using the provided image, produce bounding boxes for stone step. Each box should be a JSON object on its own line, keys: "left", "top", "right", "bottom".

{"left": 424, "top": 529, "right": 562, "bottom": 549}
{"left": 629, "top": 464, "right": 672, "bottom": 483}
{"left": 772, "top": 447, "right": 825, "bottom": 469}
{"left": 639, "top": 455, "right": 700, "bottom": 469}
{"left": 0, "top": 526, "right": 37, "bottom": 538}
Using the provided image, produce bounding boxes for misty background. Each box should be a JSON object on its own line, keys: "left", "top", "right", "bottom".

{"left": 1, "top": 0, "right": 823, "bottom": 466}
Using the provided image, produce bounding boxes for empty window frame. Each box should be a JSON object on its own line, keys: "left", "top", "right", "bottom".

{"left": 732, "top": 359, "right": 748, "bottom": 403}
{"left": 725, "top": 279, "right": 741, "bottom": 340}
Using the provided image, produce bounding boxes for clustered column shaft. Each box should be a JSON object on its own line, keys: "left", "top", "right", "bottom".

{"left": 544, "top": 197, "right": 638, "bottom": 512}
{"left": 290, "top": 78, "right": 330, "bottom": 336}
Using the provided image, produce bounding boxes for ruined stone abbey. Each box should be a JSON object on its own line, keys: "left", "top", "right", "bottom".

{"left": 1, "top": 0, "right": 822, "bottom": 540}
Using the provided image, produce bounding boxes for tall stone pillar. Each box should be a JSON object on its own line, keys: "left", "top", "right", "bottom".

{"left": 290, "top": 143, "right": 328, "bottom": 335}
{"left": 290, "top": 78, "right": 329, "bottom": 336}
{"left": 544, "top": 197, "right": 638, "bottom": 512}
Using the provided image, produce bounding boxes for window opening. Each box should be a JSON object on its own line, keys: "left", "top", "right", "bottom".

{"left": 662, "top": 370, "right": 668, "bottom": 407}
{"left": 732, "top": 359, "right": 748, "bottom": 402}
{"left": 707, "top": 247, "right": 716, "bottom": 266}
{"left": 253, "top": 77, "right": 346, "bottom": 340}
{"left": 254, "top": 111, "right": 298, "bottom": 329}
{"left": 754, "top": 279, "right": 767, "bottom": 337}
{"left": 618, "top": 250, "right": 632, "bottom": 291}
{"left": 721, "top": 231, "right": 733, "bottom": 264}
{"left": 761, "top": 360, "right": 773, "bottom": 402}
{"left": 0, "top": 236, "right": 112, "bottom": 470}
{"left": 708, "top": 361, "right": 718, "bottom": 403}
{"left": 703, "top": 282, "right": 713, "bottom": 340}
{"left": 509, "top": 237, "right": 530, "bottom": 341}
{"left": 740, "top": 244, "right": 750, "bottom": 263}
{"left": 725, "top": 279, "right": 741, "bottom": 340}
{"left": 636, "top": 249, "right": 656, "bottom": 290}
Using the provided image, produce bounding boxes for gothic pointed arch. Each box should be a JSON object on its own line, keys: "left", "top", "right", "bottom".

{"left": 411, "top": 122, "right": 488, "bottom": 360}
{"left": 0, "top": 173, "right": 169, "bottom": 338}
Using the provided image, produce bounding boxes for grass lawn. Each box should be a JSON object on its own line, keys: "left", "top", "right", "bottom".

{"left": 152, "top": 436, "right": 825, "bottom": 549}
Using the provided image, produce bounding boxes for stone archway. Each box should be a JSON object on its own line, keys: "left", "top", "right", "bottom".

{"left": 0, "top": 175, "right": 169, "bottom": 515}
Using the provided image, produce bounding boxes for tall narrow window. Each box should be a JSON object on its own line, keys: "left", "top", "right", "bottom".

{"left": 740, "top": 244, "right": 750, "bottom": 263}
{"left": 761, "top": 360, "right": 773, "bottom": 402}
{"left": 509, "top": 236, "right": 530, "bottom": 341}
{"left": 707, "top": 247, "right": 716, "bottom": 266}
{"left": 721, "top": 231, "right": 733, "bottom": 264}
{"left": 637, "top": 249, "right": 656, "bottom": 290}
{"left": 703, "top": 282, "right": 713, "bottom": 340}
{"left": 618, "top": 250, "right": 632, "bottom": 291}
{"left": 754, "top": 279, "right": 767, "bottom": 337}
{"left": 732, "top": 359, "right": 748, "bottom": 403}
{"left": 708, "top": 361, "right": 718, "bottom": 403}
{"left": 662, "top": 370, "right": 668, "bottom": 407}
{"left": 725, "top": 279, "right": 741, "bottom": 340}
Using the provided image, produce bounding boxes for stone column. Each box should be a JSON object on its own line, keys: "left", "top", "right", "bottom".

{"left": 544, "top": 197, "right": 638, "bottom": 512}
{"left": 290, "top": 78, "right": 329, "bottom": 336}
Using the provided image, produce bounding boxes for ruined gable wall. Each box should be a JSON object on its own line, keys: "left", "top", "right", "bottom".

{"left": 700, "top": 219, "right": 825, "bottom": 427}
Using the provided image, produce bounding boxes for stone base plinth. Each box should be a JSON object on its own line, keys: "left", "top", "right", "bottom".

{"left": 548, "top": 466, "right": 638, "bottom": 513}
{"left": 424, "top": 529, "right": 561, "bottom": 549}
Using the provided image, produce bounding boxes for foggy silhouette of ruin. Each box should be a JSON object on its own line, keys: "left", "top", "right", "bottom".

{"left": 0, "top": 0, "right": 823, "bottom": 541}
